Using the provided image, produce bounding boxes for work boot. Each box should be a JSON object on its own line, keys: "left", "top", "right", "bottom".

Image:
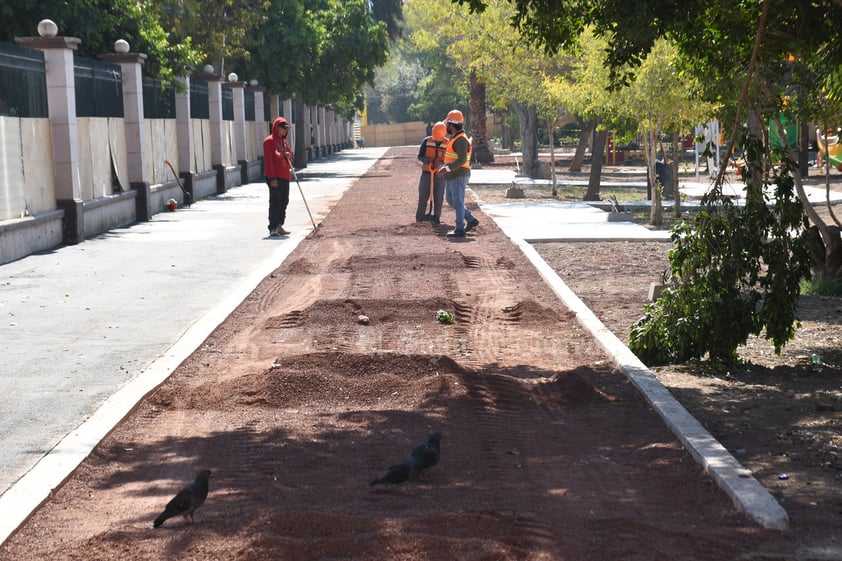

{"left": 465, "top": 217, "right": 480, "bottom": 232}
{"left": 446, "top": 229, "right": 465, "bottom": 237}
{"left": 277, "top": 226, "right": 290, "bottom": 235}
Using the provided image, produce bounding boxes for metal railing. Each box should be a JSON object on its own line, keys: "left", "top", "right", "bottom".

{"left": 0, "top": 43, "right": 47, "bottom": 117}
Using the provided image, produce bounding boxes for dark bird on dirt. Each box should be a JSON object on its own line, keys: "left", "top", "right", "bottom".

{"left": 370, "top": 444, "right": 427, "bottom": 485}
{"left": 153, "top": 470, "right": 211, "bottom": 528}
{"left": 420, "top": 432, "right": 442, "bottom": 470}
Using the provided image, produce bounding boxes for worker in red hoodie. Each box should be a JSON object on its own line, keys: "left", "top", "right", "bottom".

{"left": 263, "top": 117, "right": 293, "bottom": 236}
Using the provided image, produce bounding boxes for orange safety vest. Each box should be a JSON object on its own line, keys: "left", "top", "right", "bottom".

{"left": 422, "top": 137, "right": 446, "bottom": 172}
{"left": 443, "top": 130, "right": 472, "bottom": 170}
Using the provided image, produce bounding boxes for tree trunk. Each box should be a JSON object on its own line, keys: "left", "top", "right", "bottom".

{"left": 584, "top": 127, "right": 607, "bottom": 201}
{"left": 469, "top": 69, "right": 494, "bottom": 164}
{"left": 672, "top": 131, "right": 681, "bottom": 218}
{"left": 569, "top": 118, "right": 595, "bottom": 172}
{"left": 549, "top": 122, "right": 558, "bottom": 197}
{"left": 773, "top": 114, "right": 842, "bottom": 281}
{"left": 643, "top": 129, "right": 666, "bottom": 226}
{"left": 512, "top": 102, "right": 539, "bottom": 178}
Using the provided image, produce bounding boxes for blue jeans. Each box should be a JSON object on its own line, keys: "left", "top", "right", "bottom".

{"left": 445, "top": 174, "right": 474, "bottom": 230}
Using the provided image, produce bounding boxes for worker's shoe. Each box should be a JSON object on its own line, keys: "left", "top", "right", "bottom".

{"left": 276, "top": 226, "right": 290, "bottom": 235}
{"left": 465, "top": 217, "right": 480, "bottom": 232}
{"left": 446, "top": 229, "right": 465, "bottom": 237}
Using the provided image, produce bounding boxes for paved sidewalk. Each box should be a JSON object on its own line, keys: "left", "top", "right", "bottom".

{"left": 0, "top": 147, "right": 387, "bottom": 541}
{"left": 472, "top": 167, "right": 842, "bottom": 243}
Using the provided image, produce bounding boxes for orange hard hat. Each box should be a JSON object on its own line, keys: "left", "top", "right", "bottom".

{"left": 166, "top": 198, "right": 178, "bottom": 211}
{"left": 432, "top": 122, "right": 447, "bottom": 141}
{"left": 445, "top": 109, "right": 464, "bottom": 125}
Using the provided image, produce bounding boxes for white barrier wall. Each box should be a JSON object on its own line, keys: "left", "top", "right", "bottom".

{"left": 0, "top": 116, "right": 57, "bottom": 220}
{"left": 77, "top": 117, "right": 129, "bottom": 200}
{"left": 190, "top": 119, "right": 212, "bottom": 173}
{"left": 143, "top": 118, "right": 179, "bottom": 184}
{"left": 223, "top": 120, "right": 236, "bottom": 166}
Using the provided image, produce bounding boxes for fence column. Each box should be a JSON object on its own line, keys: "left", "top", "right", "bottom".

{"left": 205, "top": 77, "right": 225, "bottom": 193}
{"left": 317, "top": 105, "right": 326, "bottom": 157}
{"left": 230, "top": 80, "right": 246, "bottom": 180}
{"left": 304, "top": 103, "right": 314, "bottom": 162}
{"left": 100, "top": 46, "right": 151, "bottom": 221}
{"left": 17, "top": 23, "right": 84, "bottom": 244}
{"left": 253, "top": 87, "right": 265, "bottom": 164}
{"left": 174, "top": 76, "right": 193, "bottom": 174}
{"left": 327, "top": 108, "right": 336, "bottom": 153}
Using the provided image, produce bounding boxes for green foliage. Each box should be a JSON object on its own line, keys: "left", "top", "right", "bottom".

{"left": 244, "top": 0, "right": 320, "bottom": 96}
{"left": 628, "top": 134, "right": 812, "bottom": 365}
{"left": 157, "top": 0, "right": 269, "bottom": 78}
{"left": 0, "top": 0, "right": 201, "bottom": 84}
{"left": 800, "top": 278, "right": 842, "bottom": 297}
{"left": 407, "top": 63, "right": 467, "bottom": 123}
{"left": 309, "top": 0, "right": 389, "bottom": 105}
{"left": 246, "top": 0, "right": 389, "bottom": 111}
{"left": 376, "top": 55, "right": 427, "bottom": 123}
{"left": 400, "top": 2, "right": 468, "bottom": 124}
{"left": 370, "top": 0, "right": 405, "bottom": 42}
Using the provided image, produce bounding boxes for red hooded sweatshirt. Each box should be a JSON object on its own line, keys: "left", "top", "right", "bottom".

{"left": 263, "top": 117, "right": 293, "bottom": 181}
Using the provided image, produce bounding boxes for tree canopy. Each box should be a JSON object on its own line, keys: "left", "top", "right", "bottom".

{"left": 458, "top": 0, "right": 842, "bottom": 363}
{"left": 1, "top": 0, "right": 393, "bottom": 112}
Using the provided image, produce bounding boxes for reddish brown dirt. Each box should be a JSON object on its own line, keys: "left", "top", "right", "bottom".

{"left": 2, "top": 146, "right": 836, "bottom": 560}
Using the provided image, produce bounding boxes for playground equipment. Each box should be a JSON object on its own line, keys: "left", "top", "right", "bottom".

{"left": 816, "top": 128, "right": 842, "bottom": 173}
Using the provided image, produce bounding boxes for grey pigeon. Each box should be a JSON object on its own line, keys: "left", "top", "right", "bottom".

{"left": 420, "top": 432, "right": 442, "bottom": 470}
{"left": 370, "top": 444, "right": 427, "bottom": 485}
{"left": 153, "top": 470, "right": 211, "bottom": 528}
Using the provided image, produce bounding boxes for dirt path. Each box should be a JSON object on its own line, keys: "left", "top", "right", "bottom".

{"left": 1, "top": 147, "right": 779, "bottom": 560}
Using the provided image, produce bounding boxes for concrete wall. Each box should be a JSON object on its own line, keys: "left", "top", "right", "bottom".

{"left": 0, "top": 117, "right": 57, "bottom": 220}
{"left": 360, "top": 121, "right": 427, "bottom": 147}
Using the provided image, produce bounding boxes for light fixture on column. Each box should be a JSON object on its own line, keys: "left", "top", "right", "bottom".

{"left": 37, "top": 19, "right": 58, "bottom": 38}
{"left": 114, "top": 39, "right": 130, "bottom": 54}
{"left": 203, "top": 64, "right": 215, "bottom": 75}
{"left": 249, "top": 79, "right": 258, "bottom": 87}
{"left": 227, "top": 72, "right": 238, "bottom": 83}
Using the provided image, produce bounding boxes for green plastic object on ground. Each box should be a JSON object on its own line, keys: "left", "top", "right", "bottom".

{"left": 436, "top": 309, "right": 455, "bottom": 324}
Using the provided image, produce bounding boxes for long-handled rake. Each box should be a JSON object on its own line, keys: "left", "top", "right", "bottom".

{"left": 288, "top": 157, "right": 318, "bottom": 231}
{"left": 164, "top": 160, "right": 191, "bottom": 207}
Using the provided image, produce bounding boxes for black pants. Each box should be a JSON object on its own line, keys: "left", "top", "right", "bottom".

{"left": 267, "top": 178, "right": 290, "bottom": 231}
{"left": 416, "top": 171, "right": 445, "bottom": 222}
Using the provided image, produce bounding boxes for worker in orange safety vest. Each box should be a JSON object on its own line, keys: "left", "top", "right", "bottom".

{"left": 416, "top": 122, "right": 448, "bottom": 224}
{"left": 437, "top": 109, "right": 479, "bottom": 237}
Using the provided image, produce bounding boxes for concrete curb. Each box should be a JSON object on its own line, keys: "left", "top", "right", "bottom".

{"left": 512, "top": 237, "right": 790, "bottom": 531}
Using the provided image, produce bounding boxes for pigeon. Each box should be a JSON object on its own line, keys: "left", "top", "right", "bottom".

{"left": 420, "top": 432, "right": 442, "bottom": 471}
{"left": 153, "top": 470, "right": 212, "bottom": 528}
{"left": 370, "top": 444, "right": 427, "bottom": 485}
